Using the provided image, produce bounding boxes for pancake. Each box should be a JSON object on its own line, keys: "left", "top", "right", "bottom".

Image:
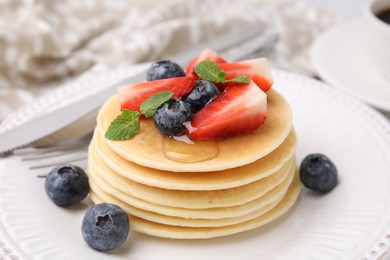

{"left": 88, "top": 162, "right": 294, "bottom": 219}
{"left": 91, "top": 128, "right": 297, "bottom": 191}
{"left": 90, "top": 187, "right": 282, "bottom": 228}
{"left": 90, "top": 170, "right": 301, "bottom": 239}
{"left": 88, "top": 150, "right": 295, "bottom": 209}
{"left": 88, "top": 76, "right": 301, "bottom": 239}
{"left": 96, "top": 89, "right": 292, "bottom": 172}
{"left": 88, "top": 162, "right": 295, "bottom": 227}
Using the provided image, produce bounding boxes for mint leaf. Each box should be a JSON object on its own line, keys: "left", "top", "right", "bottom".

{"left": 224, "top": 75, "right": 250, "bottom": 84}
{"left": 140, "top": 91, "right": 173, "bottom": 117}
{"left": 105, "top": 91, "right": 173, "bottom": 141}
{"left": 194, "top": 60, "right": 225, "bottom": 83}
{"left": 105, "top": 110, "right": 140, "bottom": 140}
{"left": 195, "top": 60, "right": 250, "bottom": 85}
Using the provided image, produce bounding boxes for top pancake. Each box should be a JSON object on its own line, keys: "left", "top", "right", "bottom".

{"left": 96, "top": 89, "right": 292, "bottom": 172}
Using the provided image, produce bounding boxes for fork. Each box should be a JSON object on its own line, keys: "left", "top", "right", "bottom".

{"left": 15, "top": 133, "right": 91, "bottom": 176}
{"left": 13, "top": 30, "right": 278, "bottom": 173}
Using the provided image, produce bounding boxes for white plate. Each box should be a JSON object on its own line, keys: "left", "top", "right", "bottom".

{"left": 311, "top": 19, "right": 390, "bottom": 112}
{"left": 1, "top": 69, "right": 390, "bottom": 260}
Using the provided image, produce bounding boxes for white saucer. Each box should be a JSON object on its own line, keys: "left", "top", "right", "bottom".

{"left": 311, "top": 19, "right": 390, "bottom": 112}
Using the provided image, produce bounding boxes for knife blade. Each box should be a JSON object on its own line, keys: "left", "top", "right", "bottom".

{"left": 0, "top": 26, "right": 268, "bottom": 155}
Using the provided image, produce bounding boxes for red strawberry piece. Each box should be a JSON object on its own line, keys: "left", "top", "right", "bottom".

{"left": 117, "top": 76, "right": 195, "bottom": 111}
{"left": 218, "top": 58, "right": 273, "bottom": 92}
{"left": 186, "top": 80, "right": 267, "bottom": 140}
{"left": 185, "top": 48, "right": 227, "bottom": 76}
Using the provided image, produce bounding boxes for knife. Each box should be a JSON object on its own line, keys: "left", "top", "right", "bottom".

{"left": 0, "top": 27, "right": 275, "bottom": 155}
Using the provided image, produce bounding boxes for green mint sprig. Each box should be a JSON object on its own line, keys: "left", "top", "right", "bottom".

{"left": 105, "top": 110, "right": 140, "bottom": 140}
{"left": 194, "top": 60, "right": 250, "bottom": 84}
{"left": 105, "top": 91, "right": 173, "bottom": 140}
{"left": 140, "top": 91, "right": 173, "bottom": 117}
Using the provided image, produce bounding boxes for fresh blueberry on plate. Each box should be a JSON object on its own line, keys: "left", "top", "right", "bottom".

{"left": 45, "top": 164, "right": 89, "bottom": 207}
{"left": 82, "top": 203, "right": 130, "bottom": 251}
{"left": 300, "top": 153, "right": 338, "bottom": 193}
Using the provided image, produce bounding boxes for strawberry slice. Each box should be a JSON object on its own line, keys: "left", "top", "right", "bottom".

{"left": 186, "top": 80, "right": 267, "bottom": 140}
{"left": 118, "top": 76, "right": 195, "bottom": 111}
{"left": 218, "top": 58, "right": 273, "bottom": 92}
{"left": 185, "top": 48, "right": 226, "bottom": 76}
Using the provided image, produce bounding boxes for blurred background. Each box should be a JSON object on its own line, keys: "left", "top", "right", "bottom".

{"left": 302, "top": 0, "right": 365, "bottom": 18}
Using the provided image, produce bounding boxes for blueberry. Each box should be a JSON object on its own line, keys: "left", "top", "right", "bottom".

{"left": 146, "top": 60, "right": 185, "bottom": 81}
{"left": 153, "top": 99, "right": 192, "bottom": 136}
{"left": 82, "top": 203, "right": 129, "bottom": 251}
{"left": 182, "top": 80, "right": 220, "bottom": 113}
{"left": 45, "top": 164, "right": 89, "bottom": 207}
{"left": 300, "top": 153, "right": 338, "bottom": 193}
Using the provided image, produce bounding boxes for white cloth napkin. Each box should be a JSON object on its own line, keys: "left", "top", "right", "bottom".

{"left": 0, "top": 0, "right": 338, "bottom": 123}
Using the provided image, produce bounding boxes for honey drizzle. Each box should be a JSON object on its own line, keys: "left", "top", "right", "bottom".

{"left": 163, "top": 135, "right": 218, "bottom": 163}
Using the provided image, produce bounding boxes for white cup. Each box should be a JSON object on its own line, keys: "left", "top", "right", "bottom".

{"left": 364, "top": 0, "right": 390, "bottom": 80}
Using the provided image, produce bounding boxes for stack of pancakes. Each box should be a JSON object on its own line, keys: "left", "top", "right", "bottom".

{"left": 87, "top": 89, "right": 300, "bottom": 239}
